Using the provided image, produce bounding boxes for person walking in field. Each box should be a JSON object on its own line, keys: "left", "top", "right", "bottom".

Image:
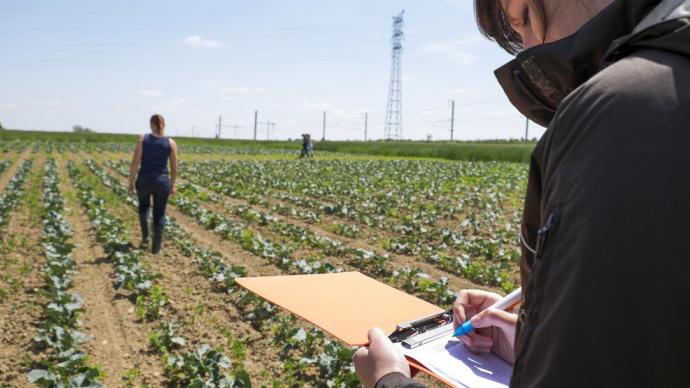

{"left": 354, "top": 0, "right": 690, "bottom": 387}
{"left": 299, "top": 133, "right": 313, "bottom": 158}
{"left": 127, "top": 114, "right": 179, "bottom": 254}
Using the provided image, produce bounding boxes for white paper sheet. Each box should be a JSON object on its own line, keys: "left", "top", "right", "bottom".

{"left": 397, "top": 333, "right": 512, "bottom": 388}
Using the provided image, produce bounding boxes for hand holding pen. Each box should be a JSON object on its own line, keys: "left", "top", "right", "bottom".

{"left": 452, "top": 288, "right": 520, "bottom": 365}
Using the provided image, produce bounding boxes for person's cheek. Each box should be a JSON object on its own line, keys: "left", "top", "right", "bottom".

{"left": 527, "top": 4, "right": 546, "bottom": 47}
{"left": 522, "top": 32, "right": 541, "bottom": 50}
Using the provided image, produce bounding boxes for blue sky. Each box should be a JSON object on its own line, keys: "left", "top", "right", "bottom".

{"left": 0, "top": 0, "right": 546, "bottom": 141}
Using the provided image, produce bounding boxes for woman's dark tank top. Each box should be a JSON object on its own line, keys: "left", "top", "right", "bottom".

{"left": 139, "top": 133, "right": 171, "bottom": 176}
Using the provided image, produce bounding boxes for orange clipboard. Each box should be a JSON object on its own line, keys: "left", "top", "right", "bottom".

{"left": 236, "top": 272, "right": 455, "bottom": 386}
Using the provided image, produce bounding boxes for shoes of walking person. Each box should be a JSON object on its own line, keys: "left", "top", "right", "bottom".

{"left": 152, "top": 233, "right": 163, "bottom": 254}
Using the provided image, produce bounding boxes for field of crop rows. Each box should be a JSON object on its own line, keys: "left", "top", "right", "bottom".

{"left": 0, "top": 140, "right": 527, "bottom": 387}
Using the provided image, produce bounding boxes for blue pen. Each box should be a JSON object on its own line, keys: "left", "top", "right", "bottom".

{"left": 453, "top": 287, "right": 522, "bottom": 337}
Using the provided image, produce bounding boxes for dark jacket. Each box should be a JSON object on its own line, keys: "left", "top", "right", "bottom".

{"left": 378, "top": 0, "right": 690, "bottom": 387}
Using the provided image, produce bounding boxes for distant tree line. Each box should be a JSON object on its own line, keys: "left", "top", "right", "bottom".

{"left": 72, "top": 125, "right": 95, "bottom": 133}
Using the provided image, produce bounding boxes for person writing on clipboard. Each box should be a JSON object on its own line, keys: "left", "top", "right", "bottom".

{"left": 354, "top": 0, "right": 690, "bottom": 387}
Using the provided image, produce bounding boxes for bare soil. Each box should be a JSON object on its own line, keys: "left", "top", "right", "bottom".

{"left": 56, "top": 155, "right": 166, "bottom": 387}
{"left": 0, "top": 156, "right": 45, "bottom": 386}
{"left": 71, "top": 154, "right": 294, "bottom": 384}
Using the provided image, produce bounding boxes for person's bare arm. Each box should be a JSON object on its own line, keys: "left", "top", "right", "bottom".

{"left": 169, "top": 139, "right": 178, "bottom": 195}
{"left": 128, "top": 135, "right": 144, "bottom": 195}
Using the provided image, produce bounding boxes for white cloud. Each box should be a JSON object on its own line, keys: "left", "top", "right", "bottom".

{"left": 139, "top": 89, "right": 162, "bottom": 97}
{"left": 1, "top": 104, "right": 20, "bottom": 111}
{"left": 221, "top": 86, "right": 267, "bottom": 94}
{"left": 183, "top": 35, "right": 223, "bottom": 49}
{"left": 450, "top": 88, "right": 466, "bottom": 95}
{"left": 419, "top": 36, "right": 483, "bottom": 65}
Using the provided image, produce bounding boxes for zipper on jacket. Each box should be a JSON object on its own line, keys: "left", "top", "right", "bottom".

{"left": 535, "top": 212, "right": 556, "bottom": 259}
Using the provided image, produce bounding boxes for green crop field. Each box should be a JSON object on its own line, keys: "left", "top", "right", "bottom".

{"left": 0, "top": 132, "right": 529, "bottom": 387}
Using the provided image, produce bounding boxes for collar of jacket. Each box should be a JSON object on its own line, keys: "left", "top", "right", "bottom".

{"left": 494, "top": 0, "right": 690, "bottom": 127}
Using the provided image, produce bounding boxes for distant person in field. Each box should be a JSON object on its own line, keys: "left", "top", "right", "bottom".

{"left": 299, "top": 133, "right": 313, "bottom": 158}
{"left": 355, "top": 0, "right": 690, "bottom": 387}
{"left": 127, "top": 114, "right": 178, "bottom": 254}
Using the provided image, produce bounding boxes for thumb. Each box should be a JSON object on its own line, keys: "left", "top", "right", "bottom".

{"left": 367, "top": 327, "right": 387, "bottom": 347}
{"left": 471, "top": 309, "right": 515, "bottom": 333}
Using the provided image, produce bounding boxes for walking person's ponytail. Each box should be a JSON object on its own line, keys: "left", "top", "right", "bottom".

{"left": 150, "top": 114, "right": 166, "bottom": 136}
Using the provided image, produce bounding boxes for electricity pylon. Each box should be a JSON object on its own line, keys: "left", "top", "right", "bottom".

{"left": 384, "top": 10, "right": 404, "bottom": 140}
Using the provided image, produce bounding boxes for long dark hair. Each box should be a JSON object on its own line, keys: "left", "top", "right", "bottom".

{"left": 474, "top": 0, "right": 548, "bottom": 55}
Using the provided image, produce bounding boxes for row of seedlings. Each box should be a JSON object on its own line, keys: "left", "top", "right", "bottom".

{"left": 95, "top": 159, "right": 458, "bottom": 380}
{"left": 100, "top": 160, "right": 340, "bottom": 276}
{"left": 0, "top": 160, "right": 11, "bottom": 176}
{"left": 67, "top": 161, "right": 251, "bottom": 387}
{"left": 176, "top": 159, "right": 520, "bottom": 291}
{"left": 27, "top": 158, "right": 103, "bottom": 386}
{"left": 104, "top": 159, "right": 457, "bottom": 306}
{"left": 85, "top": 159, "right": 360, "bottom": 385}
{"left": 0, "top": 159, "right": 33, "bottom": 234}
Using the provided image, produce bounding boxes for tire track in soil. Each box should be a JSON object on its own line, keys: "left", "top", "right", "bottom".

{"left": 0, "top": 155, "right": 45, "bottom": 386}
{"left": 55, "top": 155, "right": 166, "bottom": 387}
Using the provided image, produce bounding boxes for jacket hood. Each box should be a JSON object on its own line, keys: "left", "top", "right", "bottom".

{"left": 495, "top": 0, "right": 690, "bottom": 127}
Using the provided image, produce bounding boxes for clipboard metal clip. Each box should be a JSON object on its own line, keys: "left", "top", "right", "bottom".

{"left": 389, "top": 309, "right": 454, "bottom": 349}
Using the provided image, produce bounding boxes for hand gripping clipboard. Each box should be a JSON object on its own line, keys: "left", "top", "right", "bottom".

{"left": 236, "top": 272, "right": 457, "bottom": 386}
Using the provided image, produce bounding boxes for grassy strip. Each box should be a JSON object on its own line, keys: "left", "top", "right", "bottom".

{"left": 2, "top": 130, "right": 534, "bottom": 162}
{"left": 315, "top": 141, "right": 534, "bottom": 163}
